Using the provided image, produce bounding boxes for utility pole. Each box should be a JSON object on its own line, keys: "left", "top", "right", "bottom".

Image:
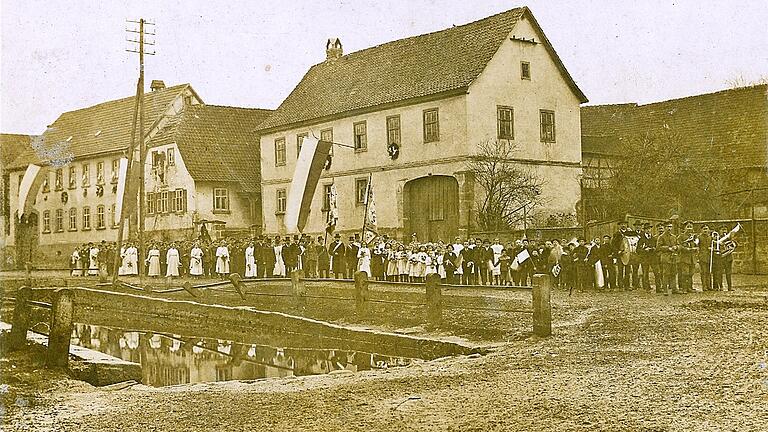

{"left": 113, "top": 19, "right": 155, "bottom": 285}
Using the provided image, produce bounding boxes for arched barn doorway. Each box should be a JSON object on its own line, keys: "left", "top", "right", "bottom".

{"left": 15, "top": 212, "right": 39, "bottom": 269}
{"left": 403, "top": 175, "right": 459, "bottom": 242}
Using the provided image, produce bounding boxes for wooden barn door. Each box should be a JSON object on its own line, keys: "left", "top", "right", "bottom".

{"left": 406, "top": 176, "right": 459, "bottom": 242}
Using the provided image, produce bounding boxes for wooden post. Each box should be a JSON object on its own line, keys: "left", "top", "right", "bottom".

{"left": 354, "top": 271, "right": 369, "bottom": 317}
{"left": 228, "top": 273, "right": 246, "bottom": 300}
{"left": 425, "top": 273, "right": 442, "bottom": 326}
{"left": 47, "top": 288, "right": 75, "bottom": 368}
{"left": 181, "top": 281, "right": 202, "bottom": 299}
{"left": 8, "top": 286, "right": 32, "bottom": 351}
{"left": 532, "top": 274, "right": 552, "bottom": 337}
{"left": 290, "top": 269, "right": 306, "bottom": 307}
{"left": 25, "top": 262, "right": 32, "bottom": 287}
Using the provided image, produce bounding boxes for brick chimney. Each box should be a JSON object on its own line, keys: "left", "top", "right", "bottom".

{"left": 326, "top": 38, "right": 343, "bottom": 61}
{"left": 150, "top": 80, "right": 166, "bottom": 91}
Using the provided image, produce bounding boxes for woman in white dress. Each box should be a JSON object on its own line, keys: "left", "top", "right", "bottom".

{"left": 189, "top": 242, "right": 204, "bottom": 278}
{"left": 146, "top": 243, "right": 161, "bottom": 277}
{"left": 244, "top": 242, "right": 256, "bottom": 278}
{"left": 215, "top": 240, "right": 230, "bottom": 278}
{"left": 70, "top": 249, "right": 82, "bottom": 277}
{"left": 166, "top": 243, "right": 181, "bottom": 277}
{"left": 88, "top": 243, "right": 99, "bottom": 276}
{"left": 357, "top": 244, "right": 371, "bottom": 277}
{"left": 490, "top": 239, "right": 504, "bottom": 285}
{"left": 272, "top": 239, "right": 286, "bottom": 277}
{"left": 125, "top": 243, "right": 139, "bottom": 276}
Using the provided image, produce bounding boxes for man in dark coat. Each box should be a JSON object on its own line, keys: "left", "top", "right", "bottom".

{"left": 637, "top": 223, "right": 659, "bottom": 292}
{"left": 656, "top": 221, "right": 679, "bottom": 295}
{"left": 677, "top": 220, "right": 698, "bottom": 293}
{"left": 283, "top": 235, "right": 301, "bottom": 274}
{"left": 329, "top": 234, "right": 347, "bottom": 278}
{"left": 316, "top": 236, "right": 330, "bottom": 278}
{"left": 346, "top": 235, "right": 360, "bottom": 279}
{"left": 697, "top": 225, "right": 712, "bottom": 291}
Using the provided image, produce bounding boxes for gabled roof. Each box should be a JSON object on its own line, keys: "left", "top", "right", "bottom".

{"left": 149, "top": 104, "right": 273, "bottom": 192}
{"left": 1, "top": 134, "right": 36, "bottom": 170}
{"left": 258, "top": 6, "right": 587, "bottom": 132}
{"left": 581, "top": 85, "right": 768, "bottom": 168}
{"left": 7, "top": 84, "right": 194, "bottom": 170}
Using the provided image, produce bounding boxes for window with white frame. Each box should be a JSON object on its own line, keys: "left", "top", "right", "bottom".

{"left": 540, "top": 110, "right": 556, "bottom": 143}
{"left": 82, "top": 207, "right": 91, "bottom": 230}
{"left": 276, "top": 188, "right": 287, "bottom": 214}
{"left": 167, "top": 148, "right": 175, "bottom": 166}
{"left": 147, "top": 192, "right": 156, "bottom": 214}
{"left": 69, "top": 207, "right": 77, "bottom": 231}
{"left": 69, "top": 166, "right": 77, "bottom": 189}
{"left": 355, "top": 178, "right": 368, "bottom": 205}
{"left": 274, "top": 138, "right": 286, "bottom": 166}
{"left": 213, "top": 188, "right": 229, "bottom": 212}
{"left": 386, "top": 115, "right": 401, "bottom": 146}
{"left": 353, "top": 121, "right": 367, "bottom": 151}
{"left": 110, "top": 204, "right": 117, "bottom": 227}
{"left": 497, "top": 106, "right": 514, "bottom": 140}
{"left": 111, "top": 159, "right": 120, "bottom": 183}
{"left": 171, "top": 189, "right": 187, "bottom": 213}
{"left": 42, "top": 210, "right": 51, "bottom": 233}
{"left": 321, "top": 128, "right": 334, "bottom": 156}
{"left": 81, "top": 164, "right": 90, "bottom": 187}
{"left": 423, "top": 108, "right": 439, "bottom": 143}
{"left": 54, "top": 169, "right": 63, "bottom": 191}
{"left": 96, "top": 161, "right": 105, "bottom": 184}
{"left": 158, "top": 191, "right": 169, "bottom": 214}
{"left": 55, "top": 208, "right": 64, "bottom": 232}
{"left": 96, "top": 205, "right": 105, "bottom": 229}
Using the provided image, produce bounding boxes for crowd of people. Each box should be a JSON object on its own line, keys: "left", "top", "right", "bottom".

{"left": 68, "top": 219, "right": 738, "bottom": 294}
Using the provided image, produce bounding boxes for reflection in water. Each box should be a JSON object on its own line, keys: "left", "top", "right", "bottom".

{"left": 70, "top": 324, "right": 411, "bottom": 387}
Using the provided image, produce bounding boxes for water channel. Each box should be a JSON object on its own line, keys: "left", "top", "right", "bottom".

{"left": 68, "top": 323, "right": 413, "bottom": 387}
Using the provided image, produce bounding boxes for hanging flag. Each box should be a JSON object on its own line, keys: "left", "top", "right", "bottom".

{"left": 17, "top": 164, "right": 46, "bottom": 219}
{"left": 362, "top": 175, "right": 378, "bottom": 245}
{"left": 326, "top": 183, "right": 338, "bottom": 233}
{"left": 114, "top": 157, "right": 130, "bottom": 222}
{"left": 285, "top": 136, "right": 333, "bottom": 233}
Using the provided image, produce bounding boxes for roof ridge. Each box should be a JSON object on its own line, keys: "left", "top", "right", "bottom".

{"left": 195, "top": 104, "right": 274, "bottom": 112}
{"left": 324, "top": 7, "right": 525, "bottom": 65}
{"left": 588, "top": 84, "right": 768, "bottom": 110}
{"left": 55, "top": 83, "right": 189, "bottom": 117}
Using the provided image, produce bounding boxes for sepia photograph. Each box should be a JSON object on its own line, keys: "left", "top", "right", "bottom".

{"left": 1, "top": 0, "right": 766, "bottom": 430}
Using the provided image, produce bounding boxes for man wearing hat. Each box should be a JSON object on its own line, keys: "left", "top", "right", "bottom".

{"left": 637, "top": 222, "right": 659, "bottom": 292}
{"left": 611, "top": 220, "right": 631, "bottom": 290}
{"left": 329, "top": 233, "right": 347, "bottom": 279}
{"left": 283, "top": 235, "right": 301, "bottom": 274}
{"left": 677, "top": 220, "right": 698, "bottom": 293}
{"left": 697, "top": 225, "right": 712, "bottom": 291}
{"left": 656, "top": 221, "right": 679, "bottom": 295}
{"left": 347, "top": 235, "right": 360, "bottom": 278}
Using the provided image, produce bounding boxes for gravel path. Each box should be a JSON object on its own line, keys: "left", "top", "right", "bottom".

{"left": 4, "top": 287, "right": 768, "bottom": 431}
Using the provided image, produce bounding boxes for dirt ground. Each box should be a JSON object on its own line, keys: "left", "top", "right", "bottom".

{"left": 2, "top": 279, "right": 767, "bottom": 432}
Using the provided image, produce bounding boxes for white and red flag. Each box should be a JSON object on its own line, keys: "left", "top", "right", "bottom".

{"left": 285, "top": 136, "right": 333, "bottom": 233}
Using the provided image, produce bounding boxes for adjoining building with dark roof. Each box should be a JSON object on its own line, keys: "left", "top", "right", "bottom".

{"left": 581, "top": 84, "right": 768, "bottom": 220}
{"left": 4, "top": 83, "right": 271, "bottom": 268}
{"left": 258, "top": 6, "right": 588, "bottom": 240}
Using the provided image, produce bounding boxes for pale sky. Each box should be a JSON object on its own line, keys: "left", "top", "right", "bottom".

{"left": 1, "top": 0, "right": 767, "bottom": 135}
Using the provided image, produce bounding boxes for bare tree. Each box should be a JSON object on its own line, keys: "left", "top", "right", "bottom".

{"left": 466, "top": 140, "right": 545, "bottom": 231}
{"left": 725, "top": 74, "right": 768, "bottom": 88}
{"left": 599, "top": 131, "right": 732, "bottom": 219}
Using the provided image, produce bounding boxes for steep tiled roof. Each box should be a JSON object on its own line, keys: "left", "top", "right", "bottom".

{"left": 149, "top": 105, "right": 273, "bottom": 192}
{"left": 1, "top": 134, "right": 35, "bottom": 170}
{"left": 581, "top": 85, "right": 768, "bottom": 168}
{"left": 258, "top": 6, "right": 586, "bottom": 132}
{"left": 7, "top": 84, "right": 193, "bottom": 170}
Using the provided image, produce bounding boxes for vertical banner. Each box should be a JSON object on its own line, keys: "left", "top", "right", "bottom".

{"left": 362, "top": 174, "right": 378, "bottom": 245}
{"left": 285, "top": 136, "right": 333, "bottom": 233}
{"left": 114, "top": 157, "right": 130, "bottom": 222}
{"left": 326, "top": 183, "right": 338, "bottom": 233}
{"left": 17, "top": 164, "right": 45, "bottom": 218}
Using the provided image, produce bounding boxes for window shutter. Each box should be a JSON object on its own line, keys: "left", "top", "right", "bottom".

{"left": 182, "top": 189, "right": 188, "bottom": 212}
{"left": 170, "top": 191, "right": 176, "bottom": 213}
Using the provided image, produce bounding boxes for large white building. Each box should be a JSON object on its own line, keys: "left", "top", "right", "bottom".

{"left": 258, "top": 6, "right": 588, "bottom": 241}
{"left": 4, "top": 82, "right": 270, "bottom": 268}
